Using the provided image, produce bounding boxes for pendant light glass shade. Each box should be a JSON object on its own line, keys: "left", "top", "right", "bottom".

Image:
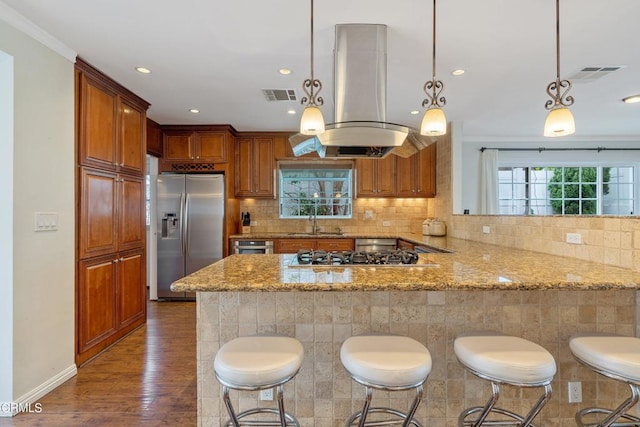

{"left": 421, "top": 107, "right": 447, "bottom": 136}
{"left": 300, "top": 105, "right": 325, "bottom": 135}
{"left": 543, "top": 107, "right": 575, "bottom": 137}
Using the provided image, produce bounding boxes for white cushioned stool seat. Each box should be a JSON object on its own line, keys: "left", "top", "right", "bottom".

{"left": 455, "top": 333, "right": 557, "bottom": 385}
{"left": 214, "top": 336, "right": 304, "bottom": 387}
{"left": 341, "top": 335, "right": 432, "bottom": 387}
{"left": 570, "top": 334, "right": 640, "bottom": 383}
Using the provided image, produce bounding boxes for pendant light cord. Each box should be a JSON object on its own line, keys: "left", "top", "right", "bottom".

{"left": 432, "top": 0, "right": 437, "bottom": 81}
{"left": 555, "top": 0, "right": 560, "bottom": 81}
{"left": 310, "top": 0, "right": 315, "bottom": 84}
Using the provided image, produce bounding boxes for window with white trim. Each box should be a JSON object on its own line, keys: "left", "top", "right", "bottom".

{"left": 498, "top": 166, "right": 635, "bottom": 215}
{"left": 279, "top": 164, "right": 353, "bottom": 219}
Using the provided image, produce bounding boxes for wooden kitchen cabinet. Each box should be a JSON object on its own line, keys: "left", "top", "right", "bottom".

{"left": 146, "top": 118, "right": 163, "bottom": 157}
{"left": 277, "top": 238, "right": 315, "bottom": 254}
{"left": 77, "top": 71, "right": 146, "bottom": 175}
{"left": 275, "top": 238, "right": 354, "bottom": 253}
{"left": 356, "top": 144, "right": 436, "bottom": 198}
{"left": 396, "top": 144, "right": 436, "bottom": 197}
{"left": 77, "top": 249, "right": 146, "bottom": 364}
{"left": 235, "top": 136, "right": 275, "bottom": 198}
{"left": 77, "top": 255, "right": 117, "bottom": 354}
{"left": 356, "top": 156, "right": 396, "bottom": 197}
{"left": 78, "top": 167, "right": 145, "bottom": 259}
{"left": 397, "top": 239, "right": 415, "bottom": 250}
{"left": 163, "top": 130, "right": 227, "bottom": 163}
{"left": 117, "top": 250, "right": 146, "bottom": 329}
{"left": 75, "top": 58, "right": 149, "bottom": 366}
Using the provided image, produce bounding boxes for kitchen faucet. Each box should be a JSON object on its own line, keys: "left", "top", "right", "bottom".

{"left": 309, "top": 210, "right": 319, "bottom": 234}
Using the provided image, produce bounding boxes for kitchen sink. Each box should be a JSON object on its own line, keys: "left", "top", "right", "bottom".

{"left": 286, "top": 232, "right": 344, "bottom": 237}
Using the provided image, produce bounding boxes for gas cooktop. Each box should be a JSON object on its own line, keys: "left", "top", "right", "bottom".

{"left": 289, "top": 249, "right": 437, "bottom": 267}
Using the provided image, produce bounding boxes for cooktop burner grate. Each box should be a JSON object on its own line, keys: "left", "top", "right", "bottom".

{"left": 295, "top": 249, "right": 419, "bottom": 266}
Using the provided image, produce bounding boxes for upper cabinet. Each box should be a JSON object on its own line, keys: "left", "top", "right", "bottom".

{"left": 146, "top": 118, "right": 162, "bottom": 157}
{"left": 395, "top": 144, "right": 436, "bottom": 197}
{"left": 235, "top": 135, "right": 275, "bottom": 198}
{"left": 163, "top": 130, "right": 227, "bottom": 163}
{"left": 356, "top": 156, "right": 397, "bottom": 197}
{"left": 356, "top": 144, "right": 436, "bottom": 198}
{"left": 77, "top": 68, "right": 146, "bottom": 176}
{"left": 159, "top": 125, "right": 234, "bottom": 173}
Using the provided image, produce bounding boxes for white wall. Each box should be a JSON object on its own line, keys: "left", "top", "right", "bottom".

{"left": 0, "top": 17, "right": 75, "bottom": 406}
{"left": 458, "top": 137, "right": 640, "bottom": 214}
{"left": 0, "top": 49, "right": 14, "bottom": 412}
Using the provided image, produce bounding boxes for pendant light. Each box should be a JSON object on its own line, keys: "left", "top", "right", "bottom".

{"left": 300, "top": 0, "right": 325, "bottom": 135}
{"left": 420, "top": 0, "right": 447, "bottom": 137}
{"left": 544, "top": 0, "right": 575, "bottom": 137}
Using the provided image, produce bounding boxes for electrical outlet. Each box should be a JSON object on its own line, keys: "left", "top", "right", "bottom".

{"left": 566, "top": 233, "right": 582, "bottom": 244}
{"left": 251, "top": 220, "right": 258, "bottom": 226}
{"left": 260, "top": 388, "right": 274, "bottom": 401}
{"left": 382, "top": 220, "right": 391, "bottom": 226}
{"left": 568, "top": 381, "right": 582, "bottom": 403}
{"left": 482, "top": 225, "right": 490, "bottom": 234}
{"left": 364, "top": 210, "right": 374, "bottom": 220}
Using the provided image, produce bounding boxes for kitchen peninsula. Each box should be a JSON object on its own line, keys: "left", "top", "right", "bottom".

{"left": 172, "top": 236, "right": 640, "bottom": 427}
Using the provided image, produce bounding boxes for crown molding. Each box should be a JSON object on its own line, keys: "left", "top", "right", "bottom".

{"left": 0, "top": 1, "right": 76, "bottom": 62}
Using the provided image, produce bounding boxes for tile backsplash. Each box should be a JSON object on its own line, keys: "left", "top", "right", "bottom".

{"left": 238, "top": 197, "right": 435, "bottom": 236}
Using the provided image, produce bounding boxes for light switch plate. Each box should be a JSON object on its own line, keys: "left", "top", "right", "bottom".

{"left": 34, "top": 212, "right": 58, "bottom": 232}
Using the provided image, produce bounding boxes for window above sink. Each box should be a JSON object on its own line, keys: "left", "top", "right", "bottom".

{"left": 278, "top": 162, "right": 353, "bottom": 219}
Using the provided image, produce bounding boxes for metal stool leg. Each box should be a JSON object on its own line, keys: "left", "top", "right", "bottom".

{"left": 276, "top": 385, "right": 287, "bottom": 427}
{"left": 222, "top": 385, "right": 241, "bottom": 427}
{"left": 459, "top": 381, "right": 552, "bottom": 427}
{"left": 520, "top": 384, "right": 553, "bottom": 427}
{"left": 576, "top": 383, "right": 640, "bottom": 427}
{"left": 402, "top": 385, "right": 424, "bottom": 427}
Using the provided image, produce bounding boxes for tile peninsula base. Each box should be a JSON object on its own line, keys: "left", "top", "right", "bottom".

{"left": 197, "top": 289, "right": 636, "bottom": 427}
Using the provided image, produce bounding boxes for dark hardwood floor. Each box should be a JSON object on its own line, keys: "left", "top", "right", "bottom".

{"left": 0, "top": 301, "right": 197, "bottom": 427}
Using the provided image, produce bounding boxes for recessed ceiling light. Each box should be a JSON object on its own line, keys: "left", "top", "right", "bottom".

{"left": 451, "top": 69, "right": 465, "bottom": 76}
{"left": 279, "top": 68, "right": 292, "bottom": 75}
{"left": 622, "top": 95, "right": 640, "bottom": 104}
{"left": 287, "top": 110, "right": 297, "bottom": 115}
{"left": 410, "top": 110, "right": 420, "bottom": 115}
{"left": 135, "top": 67, "right": 151, "bottom": 74}
{"left": 189, "top": 109, "right": 200, "bottom": 113}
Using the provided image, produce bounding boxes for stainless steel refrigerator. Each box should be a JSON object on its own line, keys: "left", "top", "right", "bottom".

{"left": 157, "top": 174, "right": 224, "bottom": 299}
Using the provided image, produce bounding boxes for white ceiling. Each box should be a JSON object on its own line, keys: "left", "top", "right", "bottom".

{"left": 4, "top": 0, "right": 640, "bottom": 139}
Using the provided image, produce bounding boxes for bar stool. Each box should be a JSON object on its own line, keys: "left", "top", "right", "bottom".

{"left": 214, "top": 335, "right": 304, "bottom": 427}
{"left": 340, "top": 334, "right": 432, "bottom": 427}
{"left": 454, "top": 332, "right": 557, "bottom": 427}
{"left": 570, "top": 333, "right": 640, "bottom": 427}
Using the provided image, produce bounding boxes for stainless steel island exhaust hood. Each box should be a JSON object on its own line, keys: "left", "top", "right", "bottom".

{"left": 289, "top": 24, "right": 434, "bottom": 158}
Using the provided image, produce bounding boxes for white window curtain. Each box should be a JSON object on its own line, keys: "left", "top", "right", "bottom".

{"left": 480, "top": 149, "right": 499, "bottom": 214}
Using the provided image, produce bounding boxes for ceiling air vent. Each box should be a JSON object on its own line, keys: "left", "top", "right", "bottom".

{"left": 567, "top": 66, "right": 624, "bottom": 83}
{"left": 262, "top": 89, "right": 297, "bottom": 101}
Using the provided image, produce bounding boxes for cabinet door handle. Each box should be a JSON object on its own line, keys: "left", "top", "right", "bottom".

{"left": 113, "top": 259, "right": 119, "bottom": 264}
{"left": 119, "top": 257, "right": 124, "bottom": 262}
{"left": 196, "top": 156, "right": 200, "bottom": 159}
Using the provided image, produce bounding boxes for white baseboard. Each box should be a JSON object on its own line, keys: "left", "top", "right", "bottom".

{"left": 0, "top": 364, "right": 77, "bottom": 417}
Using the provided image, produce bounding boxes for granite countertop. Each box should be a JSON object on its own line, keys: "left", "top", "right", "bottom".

{"left": 171, "top": 235, "right": 640, "bottom": 292}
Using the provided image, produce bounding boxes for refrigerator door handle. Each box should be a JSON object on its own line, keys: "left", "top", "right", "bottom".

{"left": 184, "top": 193, "right": 191, "bottom": 256}
{"left": 179, "top": 192, "right": 186, "bottom": 256}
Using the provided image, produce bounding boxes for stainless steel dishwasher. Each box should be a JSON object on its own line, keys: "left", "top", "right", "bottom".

{"left": 355, "top": 238, "right": 397, "bottom": 252}
{"left": 233, "top": 240, "right": 274, "bottom": 254}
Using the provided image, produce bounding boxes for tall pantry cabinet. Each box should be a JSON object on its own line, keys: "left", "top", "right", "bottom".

{"left": 75, "top": 58, "right": 150, "bottom": 365}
